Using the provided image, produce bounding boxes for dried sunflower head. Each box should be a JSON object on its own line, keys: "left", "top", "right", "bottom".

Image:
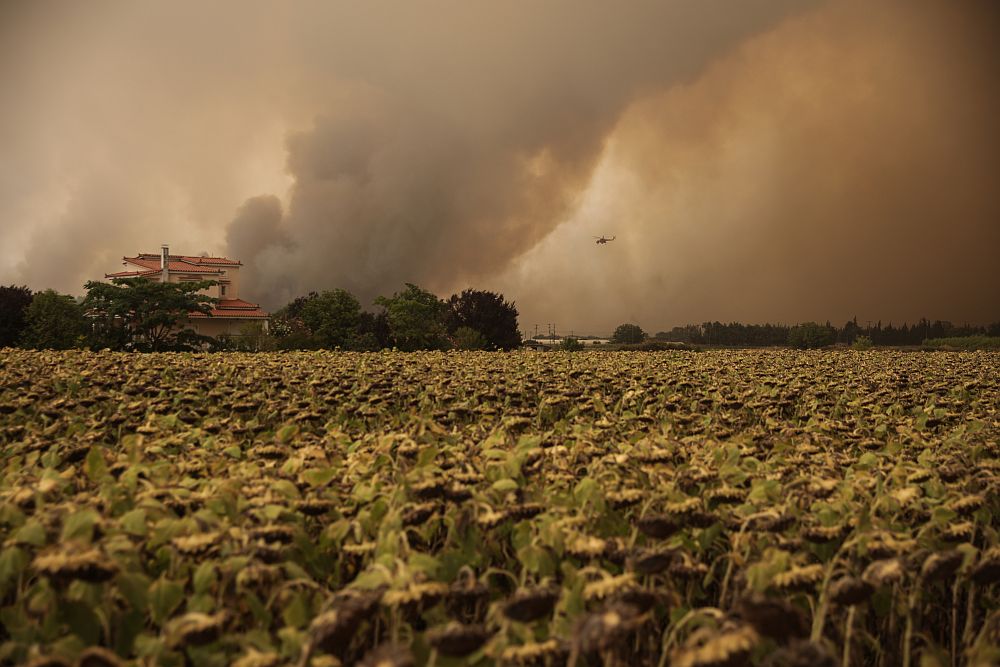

{"left": 970, "top": 546, "right": 1000, "bottom": 585}
{"left": 476, "top": 509, "right": 509, "bottom": 529}
{"left": 77, "top": 646, "right": 126, "bottom": 667}
{"left": 636, "top": 514, "right": 682, "bottom": 539}
{"left": 862, "top": 558, "right": 905, "bottom": 587}
{"left": 33, "top": 546, "right": 118, "bottom": 584}
{"left": 230, "top": 649, "right": 282, "bottom": 667}
{"left": 573, "top": 602, "right": 646, "bottom": 654}
{"left": 356, "top": 643, "right": 415, "bottom": 667}
{"left": 427, "top": 622, "right": 492, "bottom": 657}
{"left": 565, "top": 534, "right": 607, "bottom": 560}
{"left": 502, "top": 587, "right": 559, "bottom": 623}
{"left": 249, "top": 524, "right": 296, "bottom": 545}
{"left": 172, "top": 532, "right": 222, "bottom": 557}
{"left": 770, "top": 564, "right": 824, "bottom": 593}
{"left": 401, "top": 502, "right": 439, "bottom": 527}
{"left": 670, "top": 623, "right": 759, "bottom": 667}
{"left": 498, "top": 639, "right": 568, "bottom": 666}
{"left": 761, "top": 639, "right": 837, "bottom": 667}
{"left": 733, "top": 593, "right": 809, "bottom": 642}
{"left": 165, "top": 611, "right": 228, "bottom": 648}
{"left": 583, "top": 573, "right": 636, "bottom": 602}
{"left": 297, "top": 498, "right": 335, "bottom": 516}
{"left": 920, "top": 550, "right": 964, "bottom": 582}
{"left": 629, "top": 548, "right": 676, "bottom": 576}
{"left": 828, "top": 576, "right": 874, "bottom": 606}
{"left": 940, "top": 521, "right": 975, "bottom": 543}
{"left": 948, "top": 494, "right": 985, "bottom": 516}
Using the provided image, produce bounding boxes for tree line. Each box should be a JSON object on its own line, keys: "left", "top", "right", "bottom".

{"left": 653, "top": 318, "right": 1000, "bottom": 348}
{"left": 0, "top": 281, "right": 522, "bottom": 352}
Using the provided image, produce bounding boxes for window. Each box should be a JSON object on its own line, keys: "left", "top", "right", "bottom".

{"left": 221, "top": 285, "right": 227, "bottom": 297}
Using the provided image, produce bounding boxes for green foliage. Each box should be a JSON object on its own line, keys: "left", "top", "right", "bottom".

{"left": 453, "top": 326, "right": 488, "bottom": 350}
{"left": 922, "top": 336, "right": 1000, "bottom": 350}
{"left": 787, "top": 321, "right": 836, "bottom": 349}
{"left": 611, "top": 323, "right": 646, "bottom": 344}
{"left": 558, "top": 337, "right": 583, "bottom": 351}
{"left": 0, "top": 285, "right": 33, "bottom": 348}
{"left": 299, "top": 289, "right": 363, "bottom": 349}
{"left": 447, "top": 289, "right": 521, "bottom": 350}
{"left": 375, "top": 283, "right": 450, "bottom": 351}
{"left": 851, "top": 335, "right": 874, "bottom": 350}
{"left": 20, "top": 290, "right": 88, "bottom": 350}
{"left": 83, "top": 277, "right": 217, "bottom": 351}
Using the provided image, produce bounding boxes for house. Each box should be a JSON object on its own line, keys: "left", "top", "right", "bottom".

{"left": 105, "top": 245, "right": 269, "bottom": 339}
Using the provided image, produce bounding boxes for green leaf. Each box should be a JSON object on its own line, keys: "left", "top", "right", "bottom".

{"left": 302, "top": 467, "right": 337, "bottom": 487}
{"left": 272, "top": 480, "right": 301, "bottom": 500}
{"left": 192, "top": 562, "right": 216, "bottom": 595}
{"left": 61, "top": 508, "right": 100, "bottom": 543}
{"left": 117, "top": 572, "right": 151, "bottom": 611}
{"left": 148, "top": 578, "right": 185, "bottom": 626}
{"left": 84, "top": 446, "right": 107, "bottom": 482}
{"left": 120, "top": 509, "right": 147, "bottom": 537}
{"left": 276, "top": 423, "right": 300, "bottom": 444}
{"left": 573, "top": 477, "right": 600, "bottom": 507}
{"left": 281, "top": 592, "right": 310, "bottom": 629}
{"left": 13, "top": 520, "right": 47, "bottom": 547}
{"left": 0, "top": 547, "right": 28, "bottom": 592}
{"left": 408, "top": 553, "right": 441, "bottom": 578}
{"left": 61, "top": 599, "right": 101, "bottom": 644}
{"left": 517, "top": 544, "right": 555, "bottom": 577}
{"left": 491, "top": 478, "right": 518, "bottom": 494}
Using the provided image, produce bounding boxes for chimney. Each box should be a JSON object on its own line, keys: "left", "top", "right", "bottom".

{"left": 161, "top": 244, "right": 169, "bottom": 283}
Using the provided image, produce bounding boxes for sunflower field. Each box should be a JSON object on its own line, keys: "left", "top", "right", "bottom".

{"left": 0, "top": 349, "right": 997, "bottom": 667}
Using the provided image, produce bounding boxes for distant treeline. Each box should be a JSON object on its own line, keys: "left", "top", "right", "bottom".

{"left": 654, "top": 318, "right": 1000, "bottom": 348}
{"left": 0, "top": 281, "right": 522, "bottom": 352}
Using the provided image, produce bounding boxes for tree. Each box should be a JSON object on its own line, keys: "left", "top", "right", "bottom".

{"left": 611, "top": 323, "right": 646, "bottom": 344}
{"left": 20, "top": 290, "right": 88, "bottom": 350}
{"left": 787, "top": 322, "right": 836, "bottom": 349}
{"left": 0, "top": 285, "right": 33, "bottom": 348}
{"left": 83, "top": 277, "right": 217, "bottom": 351}
{"left": 299, "top": 289, "right": 364, "bottom": 349}
{"left": 446, "top": 289, "right": 521, "bottom": 351}
{"left": 375, "top": 283, "right": 449, "bottom": 351}
{"left": 454, "top": 326, "right": 488, "bottom": 350}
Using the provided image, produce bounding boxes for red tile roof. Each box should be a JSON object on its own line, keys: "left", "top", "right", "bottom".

{"left": 189, "top": 298, "right": 269, "bottom": 319}
{"left": 134, "top": 253, "right": 241, "bottom": 266}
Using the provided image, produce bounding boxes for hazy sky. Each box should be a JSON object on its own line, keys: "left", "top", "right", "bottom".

{"left": 2, "top": 0, "right": 997, "bottom": 334}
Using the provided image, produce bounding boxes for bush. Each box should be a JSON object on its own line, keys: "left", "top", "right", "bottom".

{"left": 454, "top": 326, "right": 488, "bottom": 350}
{"left": 559, "top": 337, "right": 583, "bottom": 351}
{"left": 788, "top": 322, "right": 836, "bottom": 349}
{"left": 850, "top": 335, "right": 874, "bottom": 350}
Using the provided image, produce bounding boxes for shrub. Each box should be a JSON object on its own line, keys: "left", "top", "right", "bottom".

{"left": 788, "top": 322, "right": 836, "bottom": 349}
{"left": 851, "top": 335, "right": 874, "bottom": 350}
{"left": 454, "top": 326, "right": 488, "bottom": 350}
{"left": 559, "top": 337, "right": 583, "bottom": 351}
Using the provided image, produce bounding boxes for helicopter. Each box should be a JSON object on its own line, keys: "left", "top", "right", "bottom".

{"left": 593, "top": 235, "right": 616, "bottom": 245}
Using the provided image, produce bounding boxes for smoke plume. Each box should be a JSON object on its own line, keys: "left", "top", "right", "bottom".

{"left": 1, "top": 0, "right": 997, "bottom": 331}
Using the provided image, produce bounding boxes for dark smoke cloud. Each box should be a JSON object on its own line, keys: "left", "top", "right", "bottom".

{"left": 2, "top": 0, "right": 996, "bottom": 331}
{"left": 497, "top": 0, "right": 1000, "bottom": 332}
{"left": 0, "top": 0, "right": 814, "bottom": 300}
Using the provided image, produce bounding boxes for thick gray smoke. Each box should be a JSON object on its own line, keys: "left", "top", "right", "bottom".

{"left": 2, "top": 0, "right": 997, "bottom": 330}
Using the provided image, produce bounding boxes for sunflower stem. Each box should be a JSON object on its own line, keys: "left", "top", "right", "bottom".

{"left": 842, "top": 604, "right": 855, "bottom": 667}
